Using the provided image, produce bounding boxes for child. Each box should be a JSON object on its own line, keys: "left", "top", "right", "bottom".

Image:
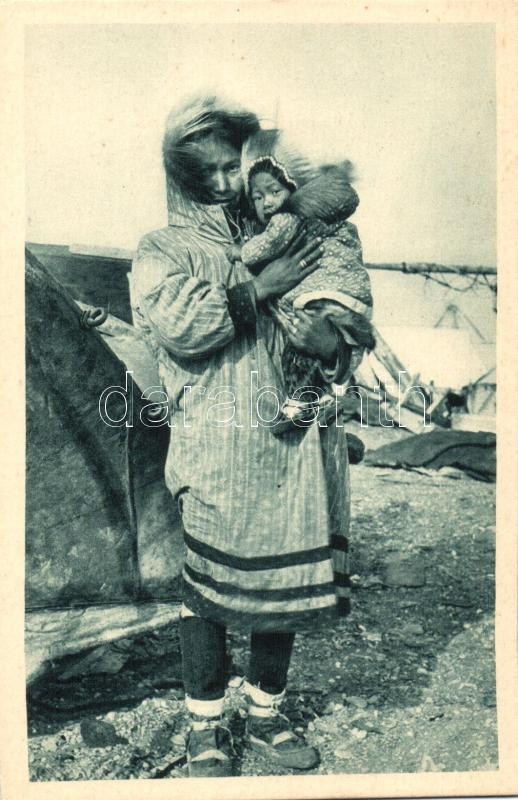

{"left": 230, "top": 129, "right": 374, "bottom": 425}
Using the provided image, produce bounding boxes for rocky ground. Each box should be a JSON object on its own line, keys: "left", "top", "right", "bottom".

{"left": 27, "top": 423, "right": 497, "bottom": 781}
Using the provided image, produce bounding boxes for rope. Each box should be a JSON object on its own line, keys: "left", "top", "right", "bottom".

{"left": 79, "top": 306, "right": 108, "bottom": 330}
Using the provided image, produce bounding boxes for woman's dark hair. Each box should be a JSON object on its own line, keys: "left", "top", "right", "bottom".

{"left": 248, "top": 157, "right": 297, "bottom": 194}
{"left": 163, "top": 97, "right": 260, "bottom": 200}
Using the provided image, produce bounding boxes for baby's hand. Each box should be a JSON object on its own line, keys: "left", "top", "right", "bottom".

{"left": 226, "top": 244, "right": 243, "bottom": 264}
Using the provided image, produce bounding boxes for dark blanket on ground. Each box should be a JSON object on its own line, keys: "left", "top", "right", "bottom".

{"left": 364, "top": 429, "right": 496, "bottom": 482}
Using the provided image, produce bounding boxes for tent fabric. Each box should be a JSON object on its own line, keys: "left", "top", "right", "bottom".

{"left": 27, "top": 243, "right": 132, "bottom": 323}
{"left": 364, "top": 429, "right": 496, "bottom": 482}
{"left": 375, "top": 326, "right": 489, "bottom": 390}
{"left": 25, "top": 248, "right": 184, "bottom": 610}
{"left": 466, "top": 384, "right": 496, "bottom": 416}
{"left": 351, "top": 322, "right": 496, "bottom": 433}
{"left": 26, "top": 603, "right": 181, "bottom": 684}
{"left": 74, "top": 301, "right": 162, "bottom": 397}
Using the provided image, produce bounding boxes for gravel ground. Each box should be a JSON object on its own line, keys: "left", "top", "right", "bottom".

{"left": 27, "top": 423, "right": 497, "bottom": 781}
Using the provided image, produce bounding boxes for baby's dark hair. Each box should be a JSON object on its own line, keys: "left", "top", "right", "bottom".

{"left": 248, "top": 157, "right": 297, "bottom": 194}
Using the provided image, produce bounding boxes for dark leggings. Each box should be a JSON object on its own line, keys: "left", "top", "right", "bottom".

{"left": 180, "top": 615, "right": 295, "bottom": 701}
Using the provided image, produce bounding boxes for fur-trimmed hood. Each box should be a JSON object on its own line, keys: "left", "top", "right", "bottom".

{"left": 162, "top": 94, "right": 259, "bottom": 232}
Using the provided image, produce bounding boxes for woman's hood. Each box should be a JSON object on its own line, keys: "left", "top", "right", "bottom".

{"left": 163, "top": 95, "right": 258, "bottom": 238}
{"left": 166, "top": 178, "right": 231, "bottom": 241}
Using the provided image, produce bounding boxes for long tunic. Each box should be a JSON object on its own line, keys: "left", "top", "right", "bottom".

{"left": 130, "top": 187, "right": 356, "bottom": 632}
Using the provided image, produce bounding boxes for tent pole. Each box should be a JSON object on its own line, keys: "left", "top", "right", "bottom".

{"left": 365, "top": 262, "right": 496, "bottom": 276}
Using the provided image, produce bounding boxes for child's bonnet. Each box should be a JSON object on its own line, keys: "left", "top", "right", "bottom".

{"left": 241, "top": 128, "right": 359, "bottom": 224}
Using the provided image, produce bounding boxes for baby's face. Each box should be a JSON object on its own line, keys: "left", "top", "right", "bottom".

{"left": 250, "top": 172, "right": 292, "bottom": 224}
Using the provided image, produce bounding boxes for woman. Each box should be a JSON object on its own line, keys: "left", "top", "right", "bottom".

{"left": 131, "top": 95, "right": 363, "bottom": 777}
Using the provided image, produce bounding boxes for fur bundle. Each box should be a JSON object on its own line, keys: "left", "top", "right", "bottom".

{"left": 285, "top": 162, "right": 359, "bottom": 223}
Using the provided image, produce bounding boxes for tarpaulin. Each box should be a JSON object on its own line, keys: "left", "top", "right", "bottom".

{"left": 364, "top": 429, "right": 496, "bottom": 482}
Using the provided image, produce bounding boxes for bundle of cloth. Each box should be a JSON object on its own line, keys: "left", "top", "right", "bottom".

{"left": 234, "top": 128, "right": 375, "bottom": 412}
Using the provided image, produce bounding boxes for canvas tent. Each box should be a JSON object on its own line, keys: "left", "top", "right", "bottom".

{"left": 375, "top": 325, "right": 489, "bottom": 391}
{"left": 25, "top": 248, "right": 184, "bottom": 681}
{"left": 465, "top": 366, "right": 496, "bottom": 416}
{"left": 351, "top": 297, "right": 496, "bottom": 433}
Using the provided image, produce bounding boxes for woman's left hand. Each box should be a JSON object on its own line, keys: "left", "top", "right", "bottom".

{"left": 283, "top": 309, "right": 338, "bottom": 363}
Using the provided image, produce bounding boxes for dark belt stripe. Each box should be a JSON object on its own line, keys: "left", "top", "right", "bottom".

{"left": 184, "top": 531, "right": 331, "bottom": 571}
{"left": 184, "top": 563, "right": 336, "bottom": 601}
{"left": 182, "top": 581, "right": 350, "bottom": 632}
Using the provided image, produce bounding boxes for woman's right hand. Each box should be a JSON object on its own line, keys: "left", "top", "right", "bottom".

{"left": 252, "top": 225, "right": 324, "bottom": 302}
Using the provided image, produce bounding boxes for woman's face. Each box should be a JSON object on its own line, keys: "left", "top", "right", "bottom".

{"left": 192, "top": 135, "right": 243, "bottom": 206}
{"left": 250, "top": 172, "right": 292, "bottom": 224}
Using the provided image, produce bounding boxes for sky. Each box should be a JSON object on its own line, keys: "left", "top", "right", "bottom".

{"left": 24, "top": 23, "right": 496, "bottom": 338}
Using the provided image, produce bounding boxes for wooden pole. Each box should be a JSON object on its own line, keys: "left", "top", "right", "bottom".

{"left": 365, "top": 261, "right": 496, "bottom": 276}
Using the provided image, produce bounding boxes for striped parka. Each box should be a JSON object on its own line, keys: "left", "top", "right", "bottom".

{"left": 130, "top": 180, "right": 360, "bottom": 631}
